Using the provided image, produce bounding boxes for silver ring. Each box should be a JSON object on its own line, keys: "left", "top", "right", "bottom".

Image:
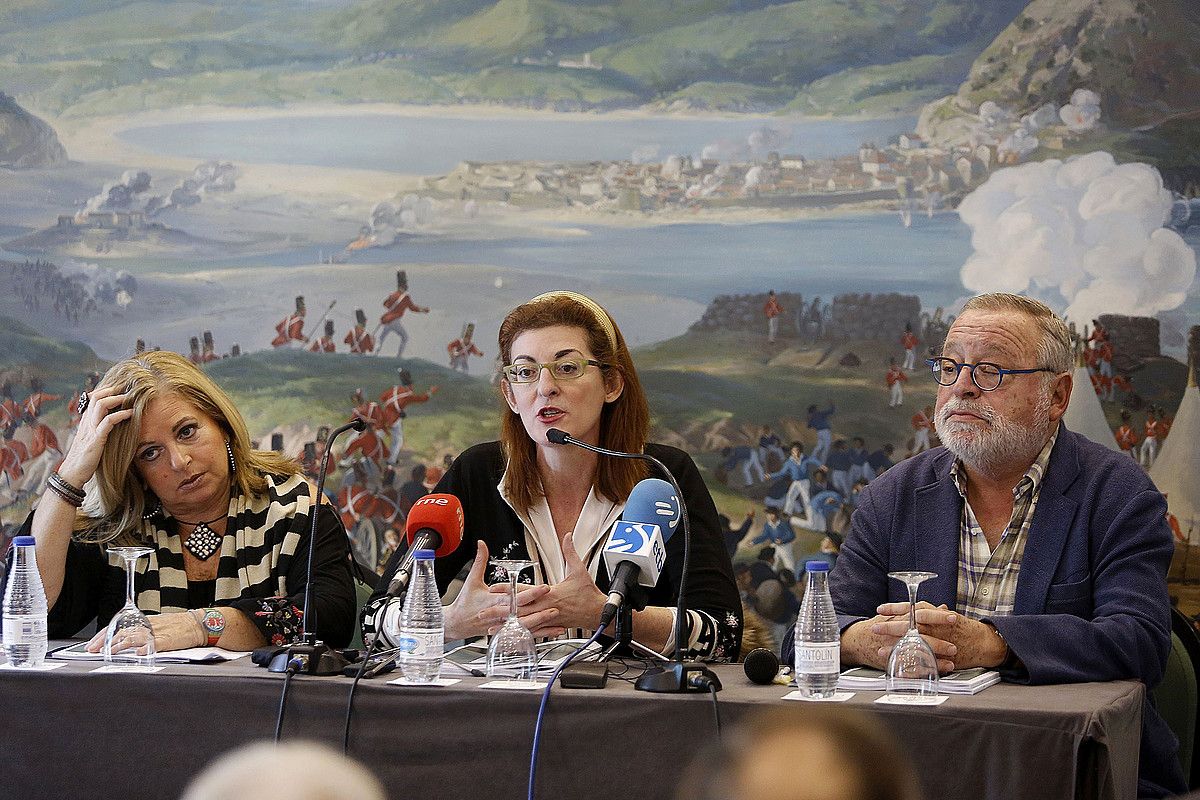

{"left": 77, "top": 391, "right": 90, "bottom": 416}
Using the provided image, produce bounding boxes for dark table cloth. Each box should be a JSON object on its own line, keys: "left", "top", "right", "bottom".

{"left": 0, "top": 645, "right": 1143, "bottom": 800}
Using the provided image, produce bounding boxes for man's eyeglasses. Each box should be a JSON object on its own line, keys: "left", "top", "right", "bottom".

{"left": 925, "top": 357, "right": 1057, "bottom": 392}
{"left": 502, "top": 358, "right": 608, "bottom": 385}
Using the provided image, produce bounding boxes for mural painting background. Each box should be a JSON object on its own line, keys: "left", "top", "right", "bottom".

{"left": 1, "top": 0, "right": 1198, "bottom": 637}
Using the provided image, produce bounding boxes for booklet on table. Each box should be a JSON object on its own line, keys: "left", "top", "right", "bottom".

{"left": 49, "top": 641, "right": 250, "bottom": 663}
{"left": 444, "top": 638, "right": 603, "bottom": 679}
{"left": 836, "top": 666, "right": 1001, "bottom": 695}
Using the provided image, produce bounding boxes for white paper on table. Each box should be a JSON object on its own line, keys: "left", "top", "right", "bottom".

{"left": 386, "top": 677, "right": 461, "bottom": 687}
{"left": 90, "top": 664, "right": 165, "bottom": 674}
{"left": 0, "top": 661, "right": 67, "bottom": 671}
{"left": 782, "top": 690, "right": 855, "bottom": 702}
{"left": 445, "top": 639, "right": 601, "bottom": 679}
{"left": 478, "top": 679, "right": 545, "bottom": 691}
{"left": 874, "top": 693, "right": 948, "bottom": 706}
{"left": 50, "top": 641, "right": 249, "bottom": 663}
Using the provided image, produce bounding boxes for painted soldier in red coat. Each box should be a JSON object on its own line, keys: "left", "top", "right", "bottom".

{"left": 380, "top": 368, "right": 438, "bottom": 463}
{"left": 307, "top": 319, "right": 336, "bottom": 353}
{"left": 345, "top": 308, "right": 375, "bottom": 355}
{"left": 272, "top": 296, "right": 307, "bottom": 348}
{"left": 1, "top": 429, "right": 28, "bottom": 484}
{"left": 376, "top": 270, "right": 429, "bottom": 357}
{"left": 23, "top": 377, "right": 61, "bottom": 419}
{"left": 188, "top": 336, "right": 203, "bottom": 365}
{"left": 447, "top": 322, "right": 484, "bottom": 373}
{"left": 200, "top": 330, "right": 220, "bottom": 363}
{"left": 1, "top": 382, "right": 24, "bottom": 431}
{"left": 900, "top": 322, "right": 919, "bottom": 370}
{"left": 1115, "top": 410, "right": 1139, "bottom": 459}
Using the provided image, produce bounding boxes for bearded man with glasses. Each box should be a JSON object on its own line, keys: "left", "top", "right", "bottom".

{"left": 782, "top": 292, "right": 1184, "bottom": 798}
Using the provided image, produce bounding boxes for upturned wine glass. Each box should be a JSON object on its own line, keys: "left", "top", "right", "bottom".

{"left": 885, "top": 571, "right": 939, "bottom": 697}
{"left": 103, "top": 547, "right": 157, "bottom": 667}
{"left": 486, "top": 558, "right": 538, "bottom": 680}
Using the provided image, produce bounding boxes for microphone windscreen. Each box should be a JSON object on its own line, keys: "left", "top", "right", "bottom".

{"left": 623, "top": 478, "right": 681, "bottom": 541}
{"left": 405, "top": 493, "right": 464, "bottom": 557}
{"left": 546, "top": 428, "right": 569, "bottom": 444}
{"left": 743, "top": 647, "right": 780, "bottom": 685}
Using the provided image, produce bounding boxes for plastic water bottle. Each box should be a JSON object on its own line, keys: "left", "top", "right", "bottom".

{"left": 396, "top": 549, "right": 444, "bottom": 683}
{"left": 794, "top": 560, "right": 840, "bottom": 698}
{"left": 3, "top": 536, "right": 49, "bottom": 668}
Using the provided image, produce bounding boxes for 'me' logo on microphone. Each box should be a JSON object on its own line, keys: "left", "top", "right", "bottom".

{"left": 414, "top": 496, "right": 450, "bottom": 506}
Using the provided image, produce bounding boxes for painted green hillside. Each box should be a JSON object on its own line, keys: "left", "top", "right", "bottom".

{"left": 1, "top": 0, "right": 1028, "bottom": 116}
{"left": 0, "top": 315, "right": 108, "bottom": 385}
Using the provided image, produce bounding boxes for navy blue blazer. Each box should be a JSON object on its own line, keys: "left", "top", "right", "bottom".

{"left": 784, "top": 425, "right": 1185, "bottom": 797}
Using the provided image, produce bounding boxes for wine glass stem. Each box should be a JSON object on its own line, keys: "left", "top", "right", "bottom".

{"left": 508, "top": 572, "right": 519, "bottom": 621}
{"left": 124, "top": 556, "right": 137, "bottom": 607}
{"left": 907, "top": 581, "right": 918, "bottom": 633}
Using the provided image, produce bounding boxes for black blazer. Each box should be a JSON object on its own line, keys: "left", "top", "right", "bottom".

{"left": 372, "top": 441, "right": 742, "bottom": 661}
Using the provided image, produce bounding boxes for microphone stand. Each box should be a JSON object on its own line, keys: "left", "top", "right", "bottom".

{"left": 596, "top": 585, "right": 669, "bottom": 663}
{"left": 548, "top": 429, "right": 720, "bottom": 693}
{"left": 268, "top": 417, "right": 366, "bottom": 675}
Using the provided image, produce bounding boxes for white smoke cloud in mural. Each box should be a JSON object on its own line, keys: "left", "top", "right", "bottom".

{"left": 661, "top": 154, "right": 684, "bottom": 181}
{"left": 80, "top": 162, "right": 237, "bottom": 218}
{"left": 1059, "top": 89, "right": 1102, "bottom": 132}
{"left": 81, "top": 169, "right": 152, "bottom": 216}
{"left": 355, "top": 194, "right": 443, "bottom": 247}
{"left": 747, "top": 126, "right": 787, "bottom": 155}
{"left": 700, "top": 138, "right": 743, "bottom": 162}
{"left": 977, "top": 101, "right": 1013, "bottom": 133}
{"left": 144, "top": 161, "right": 238, "bottom": 215}
{"left": 999, "top": 128, "right": 1039, "bottom": 158}
{"left": 957, "top": 151, "right": 1196, "bottom": 324}
{"left": 61, "top": 259, "right": 139, "bottom": 306}
{"left": 630, "top": 144, "right": 660, "bottom": 164}
{"left": 743, "top": 165, "right": 763, "bottom": 191}
{"left": 698, "top": 126, "right": 789, "bottom": 163}
{"left": 1021, "top": 103, "right": 1060, "bottom": 133}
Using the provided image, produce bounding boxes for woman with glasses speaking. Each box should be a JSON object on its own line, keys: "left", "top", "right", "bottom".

{"left": 364, "top": 291, "right": 741, "bottom": 661}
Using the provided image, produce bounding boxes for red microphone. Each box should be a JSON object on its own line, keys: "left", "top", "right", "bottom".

{"left": 386, "top": 493, "right": 464, "bottom": 596}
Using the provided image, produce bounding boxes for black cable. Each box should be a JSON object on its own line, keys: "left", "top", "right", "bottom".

{"left": 707, "top": 681, "right": 722, "bottom": 739}
{"left": 528, "top": 624, "right": 608, "bottom": 800}
{"left": 273, "top": 661, "right": 300, "bottom": 743}
{"left": 342, "top": 634, "right": 383, "bottom": 755}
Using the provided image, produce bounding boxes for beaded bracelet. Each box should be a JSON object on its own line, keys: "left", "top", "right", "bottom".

{"left": 47, "top": 472, "right": 86, "bottom": 506}
{"left": 46, "top": 478, "right": 84, "bottom": 508}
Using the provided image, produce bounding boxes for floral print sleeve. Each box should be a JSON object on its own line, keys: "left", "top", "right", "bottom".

{"left": 228, "top": 597, "right": 306, "bottom": 646}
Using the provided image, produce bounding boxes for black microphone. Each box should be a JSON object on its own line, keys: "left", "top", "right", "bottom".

{"left": 303, "top": 417, "right": 365, "bottom": 633}
{"left": 547, "top": 428, "right": 718, "bottom": 694}
{"left": 743, "top": 647, "right": 781, "bottom": 685}
{"left": 265, "top": 417, "right": 365, "bottom": 675}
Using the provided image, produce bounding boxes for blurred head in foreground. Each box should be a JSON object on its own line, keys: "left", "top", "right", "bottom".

{"left": 677, "top": 707, "right": 920, "bottom": 800}
{"left": 181, "top": 740, "right": 385, "bottom": 800}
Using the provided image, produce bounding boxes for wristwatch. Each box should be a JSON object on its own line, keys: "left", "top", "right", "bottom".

{"left": 200, "top": 608, "right": 226, "bottom": 647}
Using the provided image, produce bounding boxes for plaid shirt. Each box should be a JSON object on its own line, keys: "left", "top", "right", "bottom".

{"left": 952, "top": 432, "right": 1058, "bottom": 620}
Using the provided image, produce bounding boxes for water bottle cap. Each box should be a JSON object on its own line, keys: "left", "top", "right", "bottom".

{"left": 805, "top": 560, "right": 830, "bottom": 572}
{"left": 12, "top": 536, "right": 35, "bottom": 547}
{"left": 413, "top": 549, "right": 436, "bottom": 560}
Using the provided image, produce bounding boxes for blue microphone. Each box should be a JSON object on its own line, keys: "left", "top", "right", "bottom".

{"left": 599, "top": 479, "right": 680, "bottom": 626}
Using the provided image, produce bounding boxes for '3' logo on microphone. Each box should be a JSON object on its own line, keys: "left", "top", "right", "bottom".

{"left": 607, "top": 522, "right": 656, "bottom": 554}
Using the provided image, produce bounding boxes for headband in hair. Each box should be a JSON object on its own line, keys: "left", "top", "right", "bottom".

{"left": 526, "top": 291, "right": 618, "bottom": 353}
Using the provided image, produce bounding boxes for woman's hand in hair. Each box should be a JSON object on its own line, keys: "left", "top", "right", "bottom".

{"left": 59, "top": 384, "right": 134, "bottom": 488}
